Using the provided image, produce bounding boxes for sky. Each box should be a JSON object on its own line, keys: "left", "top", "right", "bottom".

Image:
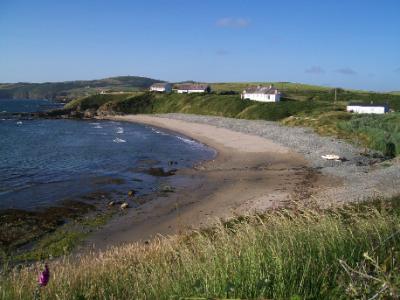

{"left": 0, "top": 0, "right": 399, "bottom": 91}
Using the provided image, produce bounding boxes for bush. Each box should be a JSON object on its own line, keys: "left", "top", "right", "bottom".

{"left": 385, "top": 142, "right": 397, "bottom": 158}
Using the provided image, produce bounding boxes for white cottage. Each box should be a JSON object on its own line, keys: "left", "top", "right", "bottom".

{"left": 150, "top": 82, "right": 172, "bottom": 93}
{"left": 241, "top": 85, "right": 281, "bottom": 102}
{"left": 346, "top": 103, "right": 388, "bottom": 114}
{"left": 175, "top": 84, "right": 211, "bottom": 94}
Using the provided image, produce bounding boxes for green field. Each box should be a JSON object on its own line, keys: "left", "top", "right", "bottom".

{"left": 2, "top": 198, "right": 400, "bottom": 299}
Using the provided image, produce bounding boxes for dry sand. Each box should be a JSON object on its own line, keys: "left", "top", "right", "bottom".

{"left": 85, "top": 115, "right": 331, "bottom": 250}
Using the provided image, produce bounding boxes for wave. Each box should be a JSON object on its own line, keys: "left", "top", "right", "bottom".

{"left": 150, "top": 127, "right": 168, "bottom": 136}
{"left": 150, "top": 126, "right": 199, "bottom": 146}
{"left": 93, "top": 125, "right": 103, "bottom": 129}
{"left": 113, "top": 138, "right": 126, "bottom": 143}
{"left": 116, "top": 127, "right": 124, "bottom": 134}
{"left": 176, "top": 135, "right": 198, "bottom": 145}
{"left": 16, "top": 121, "right": 23, "bottom": 125}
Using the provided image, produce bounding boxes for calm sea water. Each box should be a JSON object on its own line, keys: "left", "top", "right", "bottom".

{"left": 0, "top": 99, "right": 214, "bottom": 210}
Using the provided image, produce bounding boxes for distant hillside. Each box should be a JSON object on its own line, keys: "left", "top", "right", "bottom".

{"left": 210, "top": 82, "right": 400, "bottom": 105}
{"left": 0, "top": 76, "right": 161, "bottom": 102}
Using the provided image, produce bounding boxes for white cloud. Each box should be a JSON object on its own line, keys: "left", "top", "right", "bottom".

{"left": 305, "top": 66, "right": 325, "bottom": 74}
{"left": 216, "top": 17, "right": 250, "bottom": 28}
{"left": 216, "top": 49, "right": 229, "bottom": 56}
{"left": 335, "top": 67, "right": 357, "bottom": 75}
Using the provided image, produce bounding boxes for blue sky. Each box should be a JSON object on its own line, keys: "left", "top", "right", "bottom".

{"left": 0, "top": 0, "right": 399, "bottom": 91}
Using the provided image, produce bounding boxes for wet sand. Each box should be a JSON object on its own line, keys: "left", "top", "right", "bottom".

{"left": 86, "top": 115, "right": 325, "bottom": 250}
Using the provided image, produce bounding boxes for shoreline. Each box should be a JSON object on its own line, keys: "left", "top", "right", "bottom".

{"left": 85, "top": 114, "right": 328, "bottom": 250}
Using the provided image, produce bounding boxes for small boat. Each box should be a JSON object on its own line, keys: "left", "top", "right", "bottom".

{"left": 321, "top": 154, "right": 341, "bottom": 161}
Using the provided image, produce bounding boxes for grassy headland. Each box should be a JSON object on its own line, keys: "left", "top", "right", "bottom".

{"left": 1, "top": 198, "right": 400, "bottom": 299}
{"left": 66, "top": 84, "right": 400, "bottom": 156}
{"left": 0, "top": 76, "right": 159, "bottom": 102}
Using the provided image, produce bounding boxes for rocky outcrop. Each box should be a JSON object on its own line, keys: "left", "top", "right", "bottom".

{"left": 96, "top": 102, "right": 121, "bottom": 117}
{"left": 83, "top": 108, "right": 97, "bottom": 119}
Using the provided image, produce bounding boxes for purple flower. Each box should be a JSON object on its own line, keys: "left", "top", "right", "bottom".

{"left": 38, "top": 264, "right": 50, "bottom": 287}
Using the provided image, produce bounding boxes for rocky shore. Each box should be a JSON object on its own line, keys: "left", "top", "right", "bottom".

{"left": 5, "top": 110, "right": 399, "bottom": 257}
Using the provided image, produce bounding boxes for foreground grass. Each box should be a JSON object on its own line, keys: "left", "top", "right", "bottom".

{"left": 1, "top": 199, "right": 400, "bottom": 299}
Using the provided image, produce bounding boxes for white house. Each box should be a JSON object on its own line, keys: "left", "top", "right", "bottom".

{"left": 150, "top": 82, "right": 172, "bottom": 93}
{"left": 175, "top": 84, "right": 211, "bottom": 94}
{"left": 346, "top": 103, "right": 388, "bottom": 114}
{"left": 241, "top": 85, "right": 281, "bottom": 102}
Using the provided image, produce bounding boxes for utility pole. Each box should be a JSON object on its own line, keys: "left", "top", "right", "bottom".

{"left": 334, "top": 88, "right": 337, "bottom": 104}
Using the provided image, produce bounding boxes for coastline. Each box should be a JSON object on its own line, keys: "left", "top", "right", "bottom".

{"left": 85, "top": 114, "right": 328, "bottom": 250}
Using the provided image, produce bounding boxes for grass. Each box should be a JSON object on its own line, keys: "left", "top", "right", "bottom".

{"left": 64, "top": 93, "right": 137, "bottom": 110}
{"left": 283, "top": 111, "right": 400, "bottom": 156}
{"left": 72, "top": 92, "right": 338, "bottom": 121}
{"left": 337, "top": 113, "right": 400, "bottom": 156}
{"left": 1, "top": 198, "right": 400, "bottom": 299}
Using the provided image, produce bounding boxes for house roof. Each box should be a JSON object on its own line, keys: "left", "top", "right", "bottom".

{"left": 175, "top": 84, "right": 209, "bottom": 90}
{"left": 150, "top": 82, "right": 170, "bottom": 88}
{"left": 347, "top": 103, "right": 388, "bottom": 108}
{"left": 243, "top": 85, "right": 279, "bottom": 94}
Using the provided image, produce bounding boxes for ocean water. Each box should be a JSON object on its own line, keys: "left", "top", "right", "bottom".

{"left": 0, "top": 99, "right": 214, "bottom": 210}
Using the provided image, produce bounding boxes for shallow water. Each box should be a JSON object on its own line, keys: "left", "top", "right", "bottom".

{"left": 0, "top": 99, "right": 214, "bottom": 210}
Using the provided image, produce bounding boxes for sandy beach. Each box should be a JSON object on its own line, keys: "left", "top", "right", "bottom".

{"left": 85, "top": 114, "right": 330, "bottom": 250}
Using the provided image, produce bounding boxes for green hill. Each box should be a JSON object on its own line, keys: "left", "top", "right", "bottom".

{"left": 0, "top": 76, "right": 161, "bottom": 102}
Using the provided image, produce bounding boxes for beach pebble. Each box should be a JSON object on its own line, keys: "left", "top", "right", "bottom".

{"left": 120, "top": 202, "right": 129, "bottom": 209}
{"left": 108, "top": 201, "right": 115, "bottom": 207}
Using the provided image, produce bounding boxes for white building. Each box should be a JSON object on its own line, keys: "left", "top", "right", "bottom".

{"left": 150, "top": 82, "right": 172, "bottom": 93}
{"left": 175, "top": 84, "right": 211, "bottom": 94}
{"left": 346, "top": 103, "right": 388, "bottom": 114}
{"left": 241, "top": 85, "right": 281, "bottom": 102}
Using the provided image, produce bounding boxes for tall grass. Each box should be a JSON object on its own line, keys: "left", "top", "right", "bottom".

{"left": 337, "top": 113, "right": 400, "bottom": 156}
{"left": 1, "top": 201, "right": 400, "bottom": 299}
{"left": 282, "top": 111, "right": 400, "bottom": 156}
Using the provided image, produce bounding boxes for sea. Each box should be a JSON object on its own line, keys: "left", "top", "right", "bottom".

{"left": 0, "top": 99, "right": 214, "bottom": 210}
